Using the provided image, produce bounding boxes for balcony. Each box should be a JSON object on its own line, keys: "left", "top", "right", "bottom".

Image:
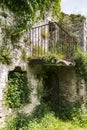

{"left": 29, "top": 22, "right": 77, "bottom": 65}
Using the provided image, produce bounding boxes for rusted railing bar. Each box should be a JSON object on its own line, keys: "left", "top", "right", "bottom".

{"left": 44, "top": 25, "right": 45, "bottom": 55}
{"left": 33, "top": 29, "right": 35, "bottom": 57}
{"left": 53, "top": 25, "right": 55, "bottom": 53}
{"left": 32, "top": 29, "right": 34, "bottom": 57}
{"left": 34, "top": 28, "right": 36, "bottom": 57}
{"left": 50, "top": 22, "right": 53, "bottom": 53}
{"left": 32, "top": 23, "right": 49, "bottom": 29}
{"left": 56, "top": 27, "right": 59, "bottom": 53}
{"left": 38, "top": 27, "right": 39, "bottom": 57}
{"left": 29, "top": 31, "right": 32, "bottom": 56}
{"left": 41, "top": 26, "right": 43, "bottom": 56}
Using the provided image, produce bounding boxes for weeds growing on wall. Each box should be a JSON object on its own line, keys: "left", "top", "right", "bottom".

{"left": 2, "top": 24, "right": 23, "bottom": 46}
{"left": 75, "top": 47, "right": 87, "bottom": 80}
{"left": 0, "top": 46, "right": 12, "bottom": 65}
{"left": 42, "top": 53, "right": 65, "bottom": 64}
{"left": 5, "top": 71, "right": 32, "bottom": 108}
{"left": 0, "top": 0, "right": 61, "bottom": 46}
{"left": 21, "top": 49, "right": 27, "bottom": 61}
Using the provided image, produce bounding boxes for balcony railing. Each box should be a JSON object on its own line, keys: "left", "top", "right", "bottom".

{"left": 29, "top": 22, "right": 77, "bottom": 61}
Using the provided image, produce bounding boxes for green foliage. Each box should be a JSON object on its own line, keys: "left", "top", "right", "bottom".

{"left": 5, "top": 113, "right": 31, "bottom": 130}
{"left": 21, "top": 49, "right": 27, "bottom": 61}
{"left": 2, "top": 24, "right": 24, "bottom": 45}
{"left": 42, "top": 54, "right": 57, "bottom": 63}
{"left": 32, "top": 45, "right": 45, "bottom": 57}
{"left": 70, "top": 14, "right": 86, "bottom": 23}
{"left": 5, "top": 71, "right": 32, "bottom": 108}
{"left": 48, "top": 101, "right": 80, "bottom": 120}
{"left": 75, "top": 48, "right": 87, "bottom": 80}
{"left": 3, "top": 102, "right": 87, "bottom": 130}
{"left": 42, "top": 53, "right": 64, "bottom": 64}
{"left": 0, "top": 0, "right": 61, "bottom": 17}
{"left": 0, "top": 12, "right": 8, "bottom": 18}
{"left": 0, "top": 46, "right": 12, "bottom": 65}
{"left": 33, "top": 102, "right": 51, "bottom": 119}
{"left": 61, "top": 13, "right": 86, "bottom": 43}
{"left": 0, "top": 0, "right": 61, "bottom": 41}
{"left": 36, "top": 84, "right": 45, "bottom": 100}
{"left": 31, "top": 43, "right": 65, "bottom": 59}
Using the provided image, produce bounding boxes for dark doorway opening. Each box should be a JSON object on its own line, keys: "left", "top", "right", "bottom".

{"left": 43, "top": 67, "right": 60, "bottom": 103}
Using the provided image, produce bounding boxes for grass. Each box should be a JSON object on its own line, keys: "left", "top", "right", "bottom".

{"left": 2, "top": 101, "right": 87, "bottom": 130}
{"left": 4, "top": 112, "right": 87, "bottom": 130}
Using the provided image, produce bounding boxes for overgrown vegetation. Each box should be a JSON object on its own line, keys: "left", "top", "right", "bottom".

{"left": 1, "top": 1, "right": 87, "bottom": 130}
{"left": 0, "top": 46, "right": 12, "bottom": 65}
{"left": 42, "top": 53, "right": 65, "bottom": 64}
{"left": 5, "top": 71, "right": 32, "bottom": 108}
{"left": 21, "top": 49, "right": 28, "bottom": 61}
{"left": 5, "top": 113, "right": 30, "bottom": 130}
{"left": 1, "top": 48, "right": 87, "bottom": 129}
{"left": 75, "top": 48, "right": 87, "bottom": 80}
{"left": 3, "top": 57, "right": 87, "bottom": 130}
{"left": 61, "top": 13, "right": 86, "bottom": 42}
{"left": 32, "top": 45, "right": 45, "bottom": 57}
{"left": 2, "top": 101, "right": 87, "bottom": 130}
{"left": 0, "top": 0, "right": 61, "bottom": 40}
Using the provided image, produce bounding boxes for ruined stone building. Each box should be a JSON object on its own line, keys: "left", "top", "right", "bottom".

{"left": 0, "top": 7, "right": 87, "bottom": 127}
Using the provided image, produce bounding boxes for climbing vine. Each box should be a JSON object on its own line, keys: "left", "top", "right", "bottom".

{"left": 5, "top": 71, "right": 32, "bottom": 108}
{"left": 75, "top": 48, "right": 87, "bottom": 80}
{"left": 0, "top": 46, "right": 12, "bottom": 65}
{"left": 0, "top": 0, "right": 61, "bottom": 36}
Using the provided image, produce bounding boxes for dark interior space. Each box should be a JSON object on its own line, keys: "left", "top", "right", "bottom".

{"left": 42, "top": 67, "right": 60, "bottom": 103}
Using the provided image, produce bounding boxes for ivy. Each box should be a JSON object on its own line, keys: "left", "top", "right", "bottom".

{"left": 5, "top": 71, "right": 32, "bottom": 109}
{"left": 0, "top": 46, "right": 12, "bottom": 65}
{"left": 0, "top": 0, "right": 61, "bottom": 36}
{"left": 75, "top": 48, "right": 87, "bottom": 80}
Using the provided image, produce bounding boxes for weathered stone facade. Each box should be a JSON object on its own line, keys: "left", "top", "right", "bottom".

{"left": 0, "top": 7, "right": 42, "bottom": 127}
{"left": 58, "top": 67, "right": 87, "bottom": 103}
{"left": 0, "top": 63, "right": 43, "bottom": 127}
{"left": 43, "top": 66, "right": 87, "bottom": 104}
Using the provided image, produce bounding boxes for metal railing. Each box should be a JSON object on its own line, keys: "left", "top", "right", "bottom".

{"left": 29, "top": 22, "right": 77, "bottom": 61}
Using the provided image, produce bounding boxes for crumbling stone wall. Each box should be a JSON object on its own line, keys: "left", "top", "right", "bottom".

{"left": 58, "top": 66, "right": 87, "bottom": 104}
{"left": 0, "top": 7, "right": 44, "bottom": 127}
{"left": 0, "top": 63, "right": 43, "bottom": 127}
